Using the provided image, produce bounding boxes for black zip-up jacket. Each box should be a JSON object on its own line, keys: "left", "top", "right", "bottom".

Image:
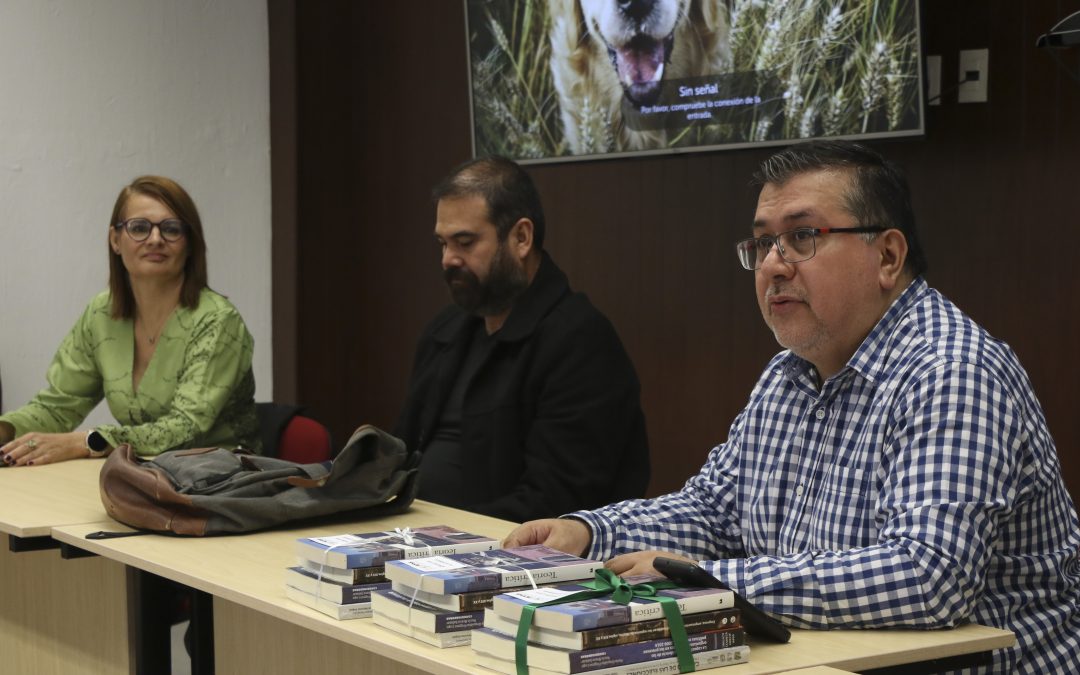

{"left": 394, "top": 252, "right": 650, "bottom": 522}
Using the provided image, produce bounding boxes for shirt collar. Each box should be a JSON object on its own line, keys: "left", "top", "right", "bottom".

{"left": 780, "top": 276, "right": 929, "bottom": 386}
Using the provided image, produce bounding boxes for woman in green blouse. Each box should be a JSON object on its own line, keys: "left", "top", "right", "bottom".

{"left": 0, "top": 176, "right": 258, "bottom": 466}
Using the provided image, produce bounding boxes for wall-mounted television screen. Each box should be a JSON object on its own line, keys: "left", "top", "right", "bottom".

{"left": 466, "top": 0, "right": 924, "bottom": 164}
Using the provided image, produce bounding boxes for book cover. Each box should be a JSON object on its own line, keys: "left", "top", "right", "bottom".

{"left": 284, "top": 585, "right": 372, "bottom": 620}
{"left": 473, "top": 645, "right": 750, "bottom": 675}
{"left": 371, "top": 589, "right": 485, "bottom": 633}
{"left": 284, "top": 566, "right": 389, "bottom": 604}
{"left": 483, "top": 607, "right": 741, "bottom": 651}
{"left": 295, "top": 525, "right": 497, "bottom": 569}
{"left": 383, "top": 545, "right": 603, "bottom": 595}
{"left": 389, "top": 580, "right": 534, "bottom": 612}
{"left": 471, "top": 626, "right": 746, "bottom": 674}
{"left": 491, "top": 576, "right": 735, "bottom": 632}
{"left": 372, "top": 613, "right": 473, "bottom": 648}
{"left": 298, "top": 557, "right": 388, "bottom": 585}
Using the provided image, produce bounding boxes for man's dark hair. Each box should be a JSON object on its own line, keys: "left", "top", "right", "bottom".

{"left": 753, "top": 140, "right": 927, "bottom": 277}
{"left": 432, "top": 155, "right": 546, "bottom": 250}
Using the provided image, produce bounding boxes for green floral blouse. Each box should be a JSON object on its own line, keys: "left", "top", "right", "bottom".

{"left": 0, "top": 288, "right": 259, "bottom": 455}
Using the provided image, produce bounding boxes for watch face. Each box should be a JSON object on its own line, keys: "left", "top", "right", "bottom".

{"left": 88, "top": 431, "right": 109, "bottom": 452}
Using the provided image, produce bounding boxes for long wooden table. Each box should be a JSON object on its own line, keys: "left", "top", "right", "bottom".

{"left": 51, "top": 501, "right": 1015, "bottom": 675}
{"left": 0, "top": 461, "right": 130, "bottom": 675}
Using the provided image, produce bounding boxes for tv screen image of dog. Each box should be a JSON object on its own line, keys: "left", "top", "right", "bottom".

{"left": 465, "top": 0, "right": 924, "bottom": 162}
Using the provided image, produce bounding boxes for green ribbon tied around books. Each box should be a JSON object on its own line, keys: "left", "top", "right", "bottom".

{"left": 514, "top": 568, "right": 695, "bottom": 675}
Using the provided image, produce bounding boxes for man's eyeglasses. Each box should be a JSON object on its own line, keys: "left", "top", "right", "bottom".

{"left": 115, "top": 218, "right": 187, "bottom": 243}
{"left": 735, "top": 226, "right": 885, "bottom": 271}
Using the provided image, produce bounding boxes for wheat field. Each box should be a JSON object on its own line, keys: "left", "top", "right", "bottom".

{"left": 467, "top": 0, "right": 921, "bottom": 158}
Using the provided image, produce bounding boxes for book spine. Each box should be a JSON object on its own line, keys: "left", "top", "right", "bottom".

{"left": 374, "top": 590, "right": 487, "bottom": 633}
{"left": 474, "top": 645, "right": 750, "bottom": 675}
{"left": 285, "top": 586, "right": 373, "bottom": 620}
{"left": 392, "top": 582, "right": 502, "bottom": 612}
{"left": 456, "top": 590, "right": 501, "bottom": 611}
{"left": 285, "top": 569, "right": 390, "bottom": 603}
{"left": 337, "top": 583, "right": 388, "bottom": 604}
{"left": 433, "top": 610, "right": 486, "bottom": 633}
{"left": 566, "top": 629, "right": 747, "bottom": 673}
{"left": 348, "top": 567, "right": 388, "bottom": 584}
{"left": 302, "top": 560, "right": 388, "bottom": 584}
{"left": 579, "top": 609, "right": 741, "bottom": 650}
{"left": 625, "top": 592, "right": 735, "bottom": 623}
{"left": 440, "top": 561, "right": 603, "bottom": 594}
{"left": 300, "top": 539, "right": 497, "bottom": 569}
{"left": 332, "top": 603, "right": 374, "bottom": 620}
{"left": 401, "top": 542, "right": 497, "bottom": 559}
{"left": 296, "top": 541, "right": 390, "bottom": 568}
{"left": 419, "top": 631, "right": 473, "bottom": 649}
{"left": 517, "top": 589, "right": 735, "bottom": 631}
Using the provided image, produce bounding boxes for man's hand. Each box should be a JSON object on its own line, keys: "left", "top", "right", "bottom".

{"left": 503, "top": 518, "right": 593, "bottom": 557}
{"left": 0, "top": 431, "right": 91, "bottom": 466}
{"left": 605, "top": 550, "right": 699, "bottom": 577}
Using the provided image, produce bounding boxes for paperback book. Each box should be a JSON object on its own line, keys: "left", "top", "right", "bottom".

{"left": 482, "top": 607, "right": 741, "bottom": 651}
{"left": 284, "top": 585, "right": 372, "bottom": 620}
{"left": 471, "top": 626, "right": 747, "bottom": 674}
{"left": 383, "top": 545, "right": 603, "bottom": 595}
{"left": 389, "top": 580, "right": 532, "bottom": 613}
{"left": 295, "top": 525, "right": 497, "bottom": 569}
{"left": 298, "top": 557, "right": 388, "bottom": 585}
{"left": 284, "top": 566, "right": 389, "bottom": 605}
{"left": 371, "top": 589, "right": 486, "bottom": 634}
{"left": 473, "top": 645, "right": 750, "bottom": 675}
{"left": 372, "top": 613, "right": 473, "bottom": 648}
{"left": 491, "top": 577, "right": 735, "bottom": 632}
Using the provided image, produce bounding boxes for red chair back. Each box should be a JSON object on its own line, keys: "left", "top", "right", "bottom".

{"left": 277, "top": 415, "right": 332, "bottom": 464}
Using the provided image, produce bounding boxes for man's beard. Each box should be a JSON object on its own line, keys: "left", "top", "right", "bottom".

{"left": 444, "top": 243, "right": 529, "bottom": 317}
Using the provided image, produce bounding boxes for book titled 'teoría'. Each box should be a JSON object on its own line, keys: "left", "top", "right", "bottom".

{"left": 383, "top": 545, "right": 603, "bottom": 595}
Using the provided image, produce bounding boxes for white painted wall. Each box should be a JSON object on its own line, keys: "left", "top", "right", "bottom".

{"left": 0, "top": 0, "right": 272, "bottom": 425}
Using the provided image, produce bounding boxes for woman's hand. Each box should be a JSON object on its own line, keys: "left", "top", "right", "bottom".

{"left": 0, "top": 431, "right": 90, "bottom": 466}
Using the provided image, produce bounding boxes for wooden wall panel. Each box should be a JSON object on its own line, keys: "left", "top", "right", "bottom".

{"left": 275, "top": 1, "right": 1080, "bottom": 501}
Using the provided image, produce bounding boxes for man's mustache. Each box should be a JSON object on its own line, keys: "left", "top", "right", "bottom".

{"left": 444, "top": 267, "right": 475, "bottom": 284}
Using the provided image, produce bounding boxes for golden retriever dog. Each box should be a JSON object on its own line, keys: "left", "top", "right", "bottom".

{"left": 548, "top": 0, "right": 731, "bottom": 154}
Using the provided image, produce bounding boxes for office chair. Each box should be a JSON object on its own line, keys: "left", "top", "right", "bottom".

{"left": 255, "top": 402, "right": 333, "bottom": 463}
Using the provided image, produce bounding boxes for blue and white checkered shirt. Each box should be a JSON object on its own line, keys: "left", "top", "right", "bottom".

{"left": 572, "top": 278, "right": 1080, "bottom": 672}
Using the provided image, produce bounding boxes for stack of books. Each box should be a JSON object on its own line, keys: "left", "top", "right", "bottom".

{"left": 470, "top": 575, "right": 748, "bottom": 675}
{"left": 374, "top": 545, "right": 604, "bottom": 647}
{"left": 285, "top": 525, "right": 497, "bottom": 619}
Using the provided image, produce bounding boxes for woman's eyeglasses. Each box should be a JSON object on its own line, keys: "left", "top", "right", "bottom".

{"left": 115, "top": 218, "right": 187, "bottom": 243}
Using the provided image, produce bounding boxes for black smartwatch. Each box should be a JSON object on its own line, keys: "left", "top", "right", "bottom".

{"left": 85, "top": 430, "right": 110, "bottom": 458}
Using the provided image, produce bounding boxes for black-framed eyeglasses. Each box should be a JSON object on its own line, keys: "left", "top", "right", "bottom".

{"left": 735, "top": 226, "right": 885, "bottom": 271}
{"left": 115, "top": 218, "right": 187, "bottom": 243}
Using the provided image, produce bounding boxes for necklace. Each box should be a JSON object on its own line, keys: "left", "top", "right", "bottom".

{"left": 137, "top": 311, "right": 173, "bottom": 345}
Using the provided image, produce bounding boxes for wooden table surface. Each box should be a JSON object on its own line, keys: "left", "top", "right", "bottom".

{"left": 52, "top": 500, "right": 1015, "bottom": 675}
{"left": 0, "top": 459, "right": 109, "bottom": 537}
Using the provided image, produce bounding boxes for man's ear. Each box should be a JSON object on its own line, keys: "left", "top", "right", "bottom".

{"left": 509, "top": 218, "right": 534, "bottom": 260}
{"left": 877, "top": 229, "right": 909, "bottom": 290}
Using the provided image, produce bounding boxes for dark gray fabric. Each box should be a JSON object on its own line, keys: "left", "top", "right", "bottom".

{"left": 99, "top": 424, "right": 420, "bottom": 535}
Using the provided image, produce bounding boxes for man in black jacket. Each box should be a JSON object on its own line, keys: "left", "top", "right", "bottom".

{"left": 395, "top": 156, "right": 649, "bottom": 522}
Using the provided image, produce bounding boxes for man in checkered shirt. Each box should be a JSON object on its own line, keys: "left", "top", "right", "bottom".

{"left": 505, "top": 140, "right": 1080, "bottom": 672}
